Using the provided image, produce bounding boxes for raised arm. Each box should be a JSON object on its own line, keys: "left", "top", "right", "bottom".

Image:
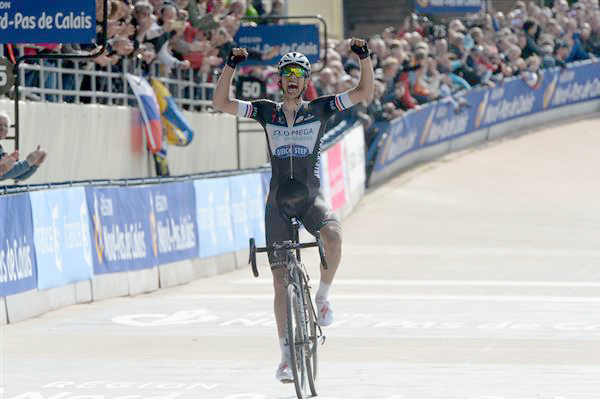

{"left": 346, "top": 38, "right": 375, "bottom": 104}
{"left": 212, "top": 48, "right": 248, "bottom": 115}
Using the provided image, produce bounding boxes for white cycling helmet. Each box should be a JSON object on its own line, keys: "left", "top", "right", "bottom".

{"left": 278, "top": 52, "right": 311, "bottom": 76}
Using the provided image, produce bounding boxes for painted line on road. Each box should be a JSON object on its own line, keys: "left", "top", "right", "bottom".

{"left": 232, "top": 279, "right": 600, "bottom": 288}
{"left": 172, "top": 294, "right": 600, "bottom": 303}
{"left": 340, "top": 246, "right": 600, "bottom": 258}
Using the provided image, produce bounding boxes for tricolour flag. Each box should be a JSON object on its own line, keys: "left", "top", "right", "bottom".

{"left": 126, "top": 73, "right": 162, "bottom": 154}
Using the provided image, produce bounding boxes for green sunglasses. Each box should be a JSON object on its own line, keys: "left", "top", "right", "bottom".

{"left": 280, "top": 66, "right": 309, "bottom": 78}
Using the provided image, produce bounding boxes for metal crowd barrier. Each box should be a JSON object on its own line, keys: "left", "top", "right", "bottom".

{"left": 3, "top": 51, "right": 216, "bottom": 111}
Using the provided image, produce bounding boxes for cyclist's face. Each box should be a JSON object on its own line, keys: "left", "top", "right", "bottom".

{"left": 280, "top": 65, "right": 308, "bottom": 97}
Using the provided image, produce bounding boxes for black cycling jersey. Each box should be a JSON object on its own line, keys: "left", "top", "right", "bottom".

{"left": 237, "top": 93, "right": 353, "bottom": 195}
{"left": 237, "top": 93, "right": 353, "bottom": 266}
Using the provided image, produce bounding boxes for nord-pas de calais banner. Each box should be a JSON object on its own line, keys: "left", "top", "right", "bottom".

{"left": 30, "top": 188, "right": 93, "bottom": 291}
{"left": 0, "top": 0, "right": 96, "bottom": 43}
{"left": 372, "top": 61, "right": 600, "bottom": 180}
{"left": 194, "top": 177, "right": 235, "bottom": 258}
{"left": 229, "top": 173, "right": 267, "bottom": 250}
{"left": 0, "top": 193, "right": 37, "bottom": 297}
{"left": 86, "top": 186, "right": 156, "bottom": 274}
{"left": 415, "top": 0, "right": 483, "bottom": 14}
{"left": 234, "top": 24, "right": 319, "bottom": 66}
{"left": 148, "top": 182, "right": 198, "bottom": 264}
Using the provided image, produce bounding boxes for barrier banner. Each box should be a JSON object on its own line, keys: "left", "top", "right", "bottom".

{"left": 0, "top": 0, "right": 96, "bottom": 43}
{"left": 194, "top": 178, "right": 235, "bottom": 258}
{"left": 230, "top": 174, "right": 266, "bottom": 250}
{"left": 148, "top": 182, "right": 198, "bottom": 264}
{"left": 373, "top": 61, "right": 600, "bottom": 177}
{"left": 327, "top": 141, "right": 347, "bottom": 211}
{"left": 86, "top": 186, "right": 156, "bottom": 274}
{"left": 234, "top": 24, "right": 320, "bottom": 65}
{"left": 30, "top": 188, "right": 93, "bottom": 290}
{"left": 415, "top": 0, "right": 483, "bottom": 14}
{"left": 0, "top": 193, "right": 37, "bottom": 297}
{"left": 342, "top": 124, "right": 366, "bottom": 201}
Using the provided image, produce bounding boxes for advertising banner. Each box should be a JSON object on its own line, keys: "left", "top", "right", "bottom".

{"left": 0, "top": 193, "right": 37, "bottom": 297}
{"left": 194, "top": 178, "right": 235, "bottom": 258}
{"left": 373, "top": 61, "right": 600, "bottom": 177}
{"left": 234, "top": 24, "right": 320, "bottom": 65}
{"left": 86, "top": 186, "right": 156, "bottom": 274}
{"left": 30, "top": 188, "right": 93, "bottom": 291}
{"left": 0, "top": 0, "right": 96, "bottom": 43}
{"left": 327, "top": 141, "right": 347, "bottom": 211}
{"left": 230, "top": 174, "right": 267, "bottom": 250}
{"left": 148, "top": 182, "right": 198, "bottom": 264}
{"left": 342, "top": 124, "right": 366, "bottom": 201}
{"left": 415, "top": 0, "right": 483, "bottom": 14}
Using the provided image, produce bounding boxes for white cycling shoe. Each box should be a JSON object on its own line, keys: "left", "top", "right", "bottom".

{"left": 316, "top": 295, "right": 334, "bottom": 326}
{"left": 276, "top": 360, "right": 293, "bottom": 383}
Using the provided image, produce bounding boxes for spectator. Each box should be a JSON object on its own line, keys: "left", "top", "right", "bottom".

{"left": 0, "top": 112, "right": 47, "bottom": 182}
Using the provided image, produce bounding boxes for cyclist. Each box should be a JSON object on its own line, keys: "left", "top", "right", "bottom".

{"left": 213, "top": 38, "right": 374, "bottom": 383}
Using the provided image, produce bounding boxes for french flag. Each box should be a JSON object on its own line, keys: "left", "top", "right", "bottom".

{"left": 126, "top": 73, "right": 162, "bottom": 154}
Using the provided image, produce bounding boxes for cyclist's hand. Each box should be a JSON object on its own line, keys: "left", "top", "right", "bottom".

{"left": 226, "top": 48, "right": 248, "bottom": 68}
{"left": 349, "top": 37, "right": 369, "bottom": 59}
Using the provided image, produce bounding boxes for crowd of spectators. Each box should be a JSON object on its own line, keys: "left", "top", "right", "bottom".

{"left": 307, "top": 0, "right": 600, "bottom": 145}
{"left": 9, "top": 0, "right": 286, "bottom": 103}
{"left": 5, "top": 0, "right": 600, "bottom": 113}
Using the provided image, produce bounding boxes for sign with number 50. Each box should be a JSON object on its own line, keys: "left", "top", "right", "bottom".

{"left": 0, "top": 58, "right": 15, "bottom": 95}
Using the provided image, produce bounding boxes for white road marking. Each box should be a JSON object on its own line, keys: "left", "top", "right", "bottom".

{"left": 340, "top": 246, "right": 600, "bottom": 258}
{"left": 172, "top": 294, "right": 600, "bottom": 303}
{"left": 231, "top": 279, "right": 600, "bottom": 288}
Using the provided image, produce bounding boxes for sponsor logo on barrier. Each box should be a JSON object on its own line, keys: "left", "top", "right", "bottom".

{"left": 481, "top": 93, "right": 535, "bottom": 125}
{"left": 150, "top": 192, "right": 196, "bottom": 255}
{"left": 543, "top": 73, "right": 559, "bottom": 109}
{"left": 380, "top": 118, "right": 418, "bottom": 166}
{"left": 92, "top": 192, "right": 148, "bottom": 263}
{"left": 549, "top": 77, "right": 600, "bottom": 108}
{"left": 0, "top": 237, "right": 34, "bottom": 285}
{"left": 420, "top": 107, "right": 469, "bottom": 145}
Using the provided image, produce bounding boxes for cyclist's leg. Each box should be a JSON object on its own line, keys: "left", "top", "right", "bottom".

{"left": 302, "top": 195, "right": 343, "bottom": 284}
{"left": 302, "top": 195, "right": 342, "bottom": 326}
{"left": 265, "top": 199, "right": 293, "bottom": 361}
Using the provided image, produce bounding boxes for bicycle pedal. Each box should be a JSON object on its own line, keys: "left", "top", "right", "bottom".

{"left": 280, "top": 379, "right": 293, "bottom": 384}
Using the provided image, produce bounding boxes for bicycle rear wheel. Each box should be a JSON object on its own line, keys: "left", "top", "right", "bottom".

{"left": 305, "top": 283, "right": 319, "bottom": 396}
{"left": 287, "top": 283, "right": 307, "bottom": 398}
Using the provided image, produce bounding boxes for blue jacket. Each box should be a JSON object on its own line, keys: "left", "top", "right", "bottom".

{"left": 0, "top": 144, "right": 38, "bottom": 181}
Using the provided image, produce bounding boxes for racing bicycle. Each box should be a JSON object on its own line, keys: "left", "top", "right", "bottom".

{"left": 249, "top": 217, "right": 327, "bottom": 399}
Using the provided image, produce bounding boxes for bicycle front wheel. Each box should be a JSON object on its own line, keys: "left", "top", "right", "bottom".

{"left": 287, "top": 283, "right": 307, "bottom": 399}
{"left": 305, "top": 282, "right": 319, "bottom": 396}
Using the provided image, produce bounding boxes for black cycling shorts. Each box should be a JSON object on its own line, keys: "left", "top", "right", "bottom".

{"left": 265, "top": 192, "right": 340, "bottom": 267}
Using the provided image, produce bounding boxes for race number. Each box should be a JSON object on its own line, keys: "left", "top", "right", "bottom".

{"left": 236, "top": 76, "right": 265, "bottom": 101}
{"left": 0, "top": 58, "right": 15, "bottom": 95}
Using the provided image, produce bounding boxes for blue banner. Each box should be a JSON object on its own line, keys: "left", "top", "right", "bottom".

{"left": 148, "top": 182, "right": 198, "bottom": 264}
{"left": 0, "top": 193, "right": 37, "bottom": 297}
{"left": 230, "top": 174, "right": 266, "bottom": 250}
{"left": 374, "top": 61, "right": 600, "bottom": 173}
{"left": 0, "top": 0, "right": 96, "bottom": 43}
{"left": 194, "top": 178, "right": 235, "bottom": 258}
{"left": 234, "top": 24, "right": 320, "bottom": 65}
{"left": 30, "top": 188, "right": 94, "bottom": 290}
{"left": 415, "top": 0, "right": 483, "bottom": 14}
{"left": 86, "top": 186, "right": 156, "bottom": 274}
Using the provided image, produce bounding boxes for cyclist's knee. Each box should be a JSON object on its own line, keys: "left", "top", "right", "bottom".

{"left": 320, "top": 223, "right": 342, "bottom": 250}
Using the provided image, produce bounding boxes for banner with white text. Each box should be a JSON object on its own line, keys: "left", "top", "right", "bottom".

{"left": 30, "top": 188, "right": 94, "bottom": 290}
